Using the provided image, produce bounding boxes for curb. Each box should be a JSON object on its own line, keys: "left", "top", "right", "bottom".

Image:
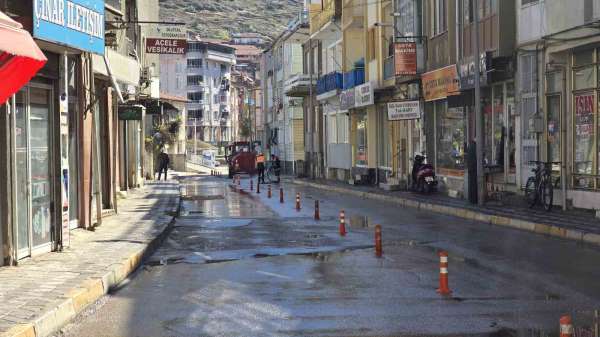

{"left": 292, "top": 179, "right": 600, "bottom": 247}
{"left": 2, "top": 185, "right": 182, "bottom": 337}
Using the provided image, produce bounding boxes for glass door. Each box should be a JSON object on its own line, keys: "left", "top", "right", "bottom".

{"left": 15, "top": 85, "right": 54, "bottom": 259}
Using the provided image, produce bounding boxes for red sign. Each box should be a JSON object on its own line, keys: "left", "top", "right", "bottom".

{"left": 395, "top": 42, "right": 417, "bottom": 76}
{"left": 145, "top": 38, "right": 187, "bottom": 54}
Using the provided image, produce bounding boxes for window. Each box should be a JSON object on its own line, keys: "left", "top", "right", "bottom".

{"left": 570, "top": 49, "right": 600, "bottom": 189}
{"left": 432, "top": 0, "right": 447, "bottom": 36}
{"left": 397, "top": 0, "right": 419, "bottom": 36}
{"left": 188, "top": 42, "right": 202, "bottom": 52}
{"left": 368, "top": 28, "right": 376, "bottom": 61}
{"left": 188, "top": 109, "right": 203, "bottom": 119}
{"left": 437, "top": 104, "right": 465, "bottom": 170}
{"left": 355, "top": 111, "right": 368, "bottom": 166}
{"left": 187, "top": 75, "right": 204, "bottom": 85}
{"left": 187, "top": 92, "right": 203, "bottom": 102}
{"left": 379, "top": 111, "right": 392, "bottom": 168}
{"left": 187, "top": 59, "right": 202, "bottom": 68}
{"left": 220, "top": 64, "right": 227, "bottom": 73}
{"left": 522, "top": 0, "right": 538, "bottom": 6}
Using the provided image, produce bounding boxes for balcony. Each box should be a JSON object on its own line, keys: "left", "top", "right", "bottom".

{"left": 384, "top": 55, "right": 395, "bottom": 81}
{"left": 287, "top": 9, "right": 309, "bottom": 31}
{"left": 309, "top": 0, "right": 341, "bottom": 35}
{"left": 316, "top": 72, "right": 343, "bottom": 96}
{"left": 284, "top": 73, "right": 316, "bottom": 97}
{"left": 342, "top": 68, "right": 365, "bottom": 90}
{"left": 187, "top": 84, "right": 205, "bottom": 91}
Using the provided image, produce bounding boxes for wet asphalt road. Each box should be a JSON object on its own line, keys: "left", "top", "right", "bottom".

{"left": 57, "top": 173, "right": 600, "bottom": 337}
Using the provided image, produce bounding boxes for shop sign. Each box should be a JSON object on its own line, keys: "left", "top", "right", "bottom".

{"left": 421, "top": 65, "right": 459, "bottom": 102}
{"left": 146, "top": 26, "right": 187, "bottom": 54}
{"left": 575, "top": 94, "right": 594, "bottom": 137}
{"left": 354, "top": 82, "right": 374, "bottom": 108}
{"left": 340, "top": 89, "right": 355, "bottom": 111}
{"left": 458, "top": 52, "right": 492, "bottom": 90}
{"left": 33, "top": 0, "right": 105, "bottom": 55}
{"left": 118, "top": 105, "right": 144, "bottom": 120}
{"left": 395, "top": 42, "right": 417, "bottom": 76}
{"left": 387, "top": 101, "right": 421, "bottom": 120}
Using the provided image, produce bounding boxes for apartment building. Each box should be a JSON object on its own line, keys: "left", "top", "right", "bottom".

{"left": 162, "top": 39, "right": 236, "bottom": 150}
{"left": 262, "top": 11, "right": 309, "bottom": 174}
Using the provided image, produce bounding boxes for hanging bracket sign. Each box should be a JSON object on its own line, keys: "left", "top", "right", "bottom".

{"left": 146, "top": 26, "right": 187, "bottom": 54}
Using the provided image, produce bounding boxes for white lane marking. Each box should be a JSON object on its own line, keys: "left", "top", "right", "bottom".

{"left": 256, "top": 271, "right": 292, "bottom": 280}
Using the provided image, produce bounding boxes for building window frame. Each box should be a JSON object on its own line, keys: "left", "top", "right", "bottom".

{"left": 571, "top": 48, "right": 599, "bottom": 190}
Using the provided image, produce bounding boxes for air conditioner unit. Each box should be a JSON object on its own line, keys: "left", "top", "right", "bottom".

{"left": 141, "top": 66, "right": 154, "bottom": 82}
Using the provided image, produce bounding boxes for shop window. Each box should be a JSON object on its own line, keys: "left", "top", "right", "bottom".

{"left": 437, "top": 106, "right": 465, "bottom": 170}
{"left": 355, "top": 112, "right": 368, "bottom": 166}
{"left": 379, "top": 112, "right": 391, "bottom": 168}
{"left": 547, "top": 95, "right": 561, "bottom": 164}
{"left": 574, "top": 66, "right": 595, "bottom": 90}
{"left": 505, "top": 83, "right": 516, "bottom": 174}
{"left": 574, "top": 50, "right": 594, "bottom": 66}
{"left": 574, "top": 93, "right": 595, "bottom": 176}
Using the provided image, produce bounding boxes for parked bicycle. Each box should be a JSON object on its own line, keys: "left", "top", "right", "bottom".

{"left": 264, "top": 161, "right": 281, "bottom": 184}
{"left": 524, "top": 161, "right": 560, "bottom": 211}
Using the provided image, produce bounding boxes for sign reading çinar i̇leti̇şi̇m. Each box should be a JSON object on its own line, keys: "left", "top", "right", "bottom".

{"left": 33, "top": 0, "right": 105, "bottom": 55}
{"left": 146, "top": 26, "right": 187, "bottom": 54}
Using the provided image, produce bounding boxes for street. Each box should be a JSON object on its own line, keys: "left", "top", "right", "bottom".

{"left": 56, "top": 173, "right": 600, "bottom": 337}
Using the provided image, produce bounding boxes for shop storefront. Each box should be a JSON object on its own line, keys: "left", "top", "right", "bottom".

{"left": 456, "top": 53, "right": 517, "bottom": 192}
{"left": 1, "top": 0, "right": 105, "bottom": 261}
{"left": 347, "top": 82, "right": 376, "bottom": 185}
{"left": 542, "top": 47, "right": 600, "bottom": 210}
{"left": 421, "top": 65, "right": 463, "bottom": 196}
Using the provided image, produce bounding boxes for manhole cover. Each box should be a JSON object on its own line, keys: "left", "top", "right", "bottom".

{"left": 182, "top": 195, "right": 225, "bottom": 201}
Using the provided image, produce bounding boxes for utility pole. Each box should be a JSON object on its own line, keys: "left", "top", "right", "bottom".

{"left": 474, "top": 0, "right": 484, "bottom": 205}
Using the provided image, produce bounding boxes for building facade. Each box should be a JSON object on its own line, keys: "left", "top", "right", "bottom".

{"left": 262, "top": 13, "right": 308, "bottom": 174}
{"left": 161, "top": 39, "right": 236, "bottom": 154}
{"left": 0, "top": 0, "right": 160, "bottom": 266}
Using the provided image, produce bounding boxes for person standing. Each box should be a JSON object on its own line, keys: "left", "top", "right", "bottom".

{"left": 157, "top": 150, "right": 170, "bottom": 181}
{"left": 256, "top": 152, "right": 266, "bottom": 183}
{"left": 271, "top": 154, "right": 281, "bottom": 183}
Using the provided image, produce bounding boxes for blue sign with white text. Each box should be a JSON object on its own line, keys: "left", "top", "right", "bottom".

{"left": 33, "top": 0, "right": 105, "bottom": 55}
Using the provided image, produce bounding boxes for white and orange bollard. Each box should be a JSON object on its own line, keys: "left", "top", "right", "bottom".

{"left": 295, "top": 193, "right": 301, "bottom": 211}
{"left": 256, "top": 180, "right": 261, "bottom": 194}
{"left": 268, "top": 185, "right": 272, "bottom": 198}
{"left": 250, "top": 179, "right": 254, "bottom": 192}
{"left": 436, "top": 251, "right": 451, "bottom": 295}
{"left": 339, "top": 210, "right": 346, "bottom": 236}
{"left": 560, "top": 315, "right": 573, "bottom": 337}
{"left": 314, "top": 200, "right": 320, "bottom": 220}
{"left": 280, "top": 188, "right": 284, "bottom": 203}
{"left": 375, "top": 225, "right": 382, "bottom": 257}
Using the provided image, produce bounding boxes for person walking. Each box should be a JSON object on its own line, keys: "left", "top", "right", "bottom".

{"left": 256, "top": 152, "right": 266, "bottom": 183}
{"left": 157, "top": 150, "right": 170, "bottom": 181}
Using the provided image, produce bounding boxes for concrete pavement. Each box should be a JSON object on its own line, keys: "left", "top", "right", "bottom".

{"left": 0, "top": 179, "right": 180, "bottom": 337}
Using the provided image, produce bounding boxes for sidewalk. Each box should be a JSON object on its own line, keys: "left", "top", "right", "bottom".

{"left": 0, "top": 180, "right": 180, "bottom": 337}
{"left": 292, "top": 178, "right": 600, "bottom": 246}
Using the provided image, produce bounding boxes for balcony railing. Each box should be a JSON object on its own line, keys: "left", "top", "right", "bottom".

{"left": 309, "top": 0, "right": 341, "bottom": 35}
{"left": 316, "top": 71, "right": 343, "bottom": 95}
{"left": 342, "top": 68, "right": 365, "bottom": 90}
{"left": 384, "top": 55, "right": 395, "bottom": 81}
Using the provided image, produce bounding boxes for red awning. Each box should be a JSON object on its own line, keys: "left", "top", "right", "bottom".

{"left": 0, "top": 11, "right": 47, "bottom": 105}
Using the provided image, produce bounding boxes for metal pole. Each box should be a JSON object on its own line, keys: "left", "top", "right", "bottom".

{"left": 308, "top": 37, "right": 314, "bottom": 179}
{"left": 474, "top": 0, "right": 484, "bottom": 206}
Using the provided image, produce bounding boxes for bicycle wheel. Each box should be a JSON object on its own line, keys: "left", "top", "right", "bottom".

{"left": 265, "top": 168, "right": 274, "bottom": 183}
{"left": 524, "top": 177, "right": 538, "bottom": 208}
{"left": 542, "top": 178, "right": 554, "bottom": 211}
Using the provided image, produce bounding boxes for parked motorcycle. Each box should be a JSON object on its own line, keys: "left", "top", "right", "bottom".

{"left": 411, "top": 154, "right": 438, "bottom": 193}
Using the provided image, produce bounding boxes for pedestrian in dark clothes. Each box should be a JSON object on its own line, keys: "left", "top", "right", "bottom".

{"left": 157, "top": 150, "right": 170, "bottom": 181}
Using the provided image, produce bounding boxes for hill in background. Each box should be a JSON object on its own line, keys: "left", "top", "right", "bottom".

{"left": 159, "top": 0, "right": 304, "bottom": 41}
